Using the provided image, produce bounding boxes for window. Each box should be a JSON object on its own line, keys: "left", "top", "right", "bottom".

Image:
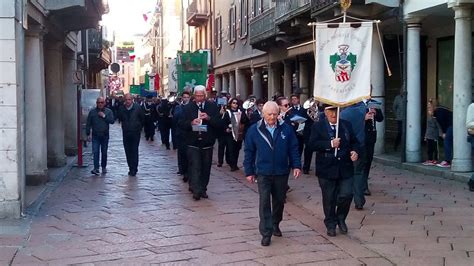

{"left": 239, "top": 0, "right": 248, "bottom": 38}
{"left": 228, "top": 5, "right": 236, "bottom": 44}
{"left": 252, "top": 0, "right": 263, "bottom": 17}
{"left": 215, "top": 16, "right": 222, "bottom": 49}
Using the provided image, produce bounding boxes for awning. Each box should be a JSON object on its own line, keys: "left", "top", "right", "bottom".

{"left": 365, "top": 0, "right": 399, "bottom": 8}
{"left": 287, "top": 40, "right": 314, "bottom": 57}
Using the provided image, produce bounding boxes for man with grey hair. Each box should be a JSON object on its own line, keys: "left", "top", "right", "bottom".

{"left": 244, "top": 101, "right": 301, "bottom": 247}
{"left": 86, "top": 96, "right": 115, "bottom": 175}
{"left": 178, "top": 85, "right": 222, "bottom": 200}
{"left": 117, "top": 93, "right": 144, "bottom": 176}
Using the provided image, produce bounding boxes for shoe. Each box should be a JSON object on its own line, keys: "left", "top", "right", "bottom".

{"left": 230, "top": 166, "right": 239, "bottom": 172}
{"left": 201, "top": 192, "right": 208, "bottom": 198}
{"left": 468, "top": 179, "right": 474, "bottom": 192}
{"left": 273, "top": 225, "right": 282, "bottom": 237}
{"left": 129, "top": 171, "right": 137, "bottom": 177}
{"left": 177, "top": 171, "right": 183, "bottom": 175}
{"left": 364, "top": 189, "right": 371, "bottom": 196}
{"left": 128, "top": 171, "right": 131, "bottom": 176}
{"left": 422, "top": 160, "right": 436, "bottom": 166}
{"left": 150, "top": 137, "right": 154, "bottom": 141}
{"left": 261, "top": 236, "right": 271, "bottom": 246}
{"left": 145, "top": 137, "right": 149, "bottom": 141}
{"left": 102, "top": 168, "right": 107, "bottom": 174}
{"left": 327, "top": 228, "right": 336, "bottom": 237}
{"left": 188, "top": 187, "right": 193, "bottom": 192}
{"left": 355, "top": 205, "right": 363, "bottom": 210}
{"left": 217, "top": 164, "right": 222, "bottom": 167}
{"left": 303, "top": 170, "right": 309, "bottom": 175}
{"left": 436, "top": 161, "right": 451, "bottom": 168}
{"left": 338, "top": 221, "right": 348, "bottom": 234}
{"left": 192, "top": 194, "right": 201, "bottom": 201}
{"left": 91, "top": 169, "right": 100, "bottom": 176}
{"left": 166, "top": 145, "right": 170, "bottom": 150}
{"left": 183, "top": 175, "right": 189, "bottom": 182}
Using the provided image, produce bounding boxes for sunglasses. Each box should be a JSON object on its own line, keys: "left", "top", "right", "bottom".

{"left": 97, "top": 101, "right": 105, "bottom": 104}
{"left": 282, "top": 104, "right": 289, "bottom": 107}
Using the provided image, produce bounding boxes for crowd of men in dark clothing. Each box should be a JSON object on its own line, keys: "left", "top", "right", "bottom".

{"left": 87, "top": 85, "right": 470, "bottom": 248}
{"left": 86, "top": 86, "right": 393, "bottom": 247}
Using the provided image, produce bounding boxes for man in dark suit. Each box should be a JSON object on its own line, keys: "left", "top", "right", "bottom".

{"left": 117, "top": 93, "right": 145, "bottom": 176}
{"left": 178, "top": 85, "right": 222, "bottom": 200}
{"left": 309, "top": 105, "right": 359, "bottom": 237}
{"left": 363, "top": 100, "right": 384, "bottom": 195}
{"left": 157, "top": 96, "right": 173, "bottom": 149}
{"left": 290, "top": 94, "right": 308, "bottom": 155}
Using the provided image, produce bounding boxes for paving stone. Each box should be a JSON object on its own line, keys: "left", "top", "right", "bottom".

{"left": 3, "top": 125, "right": 473, "bottom": 265}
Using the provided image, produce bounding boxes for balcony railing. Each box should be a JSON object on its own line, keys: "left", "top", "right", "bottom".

{"left": 315, "top": 0, "right": 371, "bottom": 17}
{"left": 249, "top": 7, "right": 276, "bottom": 46}
{"left": 275, "top": 0, "right": 311, "bottom": 25}
{"left": 186, "top": 0, "right": 208, "bottom": 27}
{"left": 88, "top": 28, "right": 102, "bottom": 54}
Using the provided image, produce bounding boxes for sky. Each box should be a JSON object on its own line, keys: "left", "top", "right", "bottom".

{"left": 101, "top": 0, "right": 158, "bottom": 42}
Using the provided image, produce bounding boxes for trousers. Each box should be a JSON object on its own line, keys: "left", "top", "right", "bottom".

{"left": 92, "top": 135, "right": 109, "bottom": 170}
{"left": 187, "top": 146, "right": 213, "bottom": 196}
{"left": 318, "top": 177, "right": 354, "bottom": 229}
{"left": 123, "top": 131, "right": 141, "bottom": 173}
{"left": 257, "top": 174, "right": 289, "bottom": 237}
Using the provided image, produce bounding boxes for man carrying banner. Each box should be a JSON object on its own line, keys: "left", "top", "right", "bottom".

{"left": 309, "top": 105, "right": 359, "bottom": 236}
{"left": 313, "top": 11, "right": 376, "bottom": 225}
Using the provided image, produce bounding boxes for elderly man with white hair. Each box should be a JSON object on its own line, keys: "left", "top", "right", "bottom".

{"left": 178, "top": 85, "right": 222, "bottom": 201}
{"left": 244, "top": 101, "right": 301, "bottom": 247}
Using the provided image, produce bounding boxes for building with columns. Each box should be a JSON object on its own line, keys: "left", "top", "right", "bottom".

{"left": 212, "top": 0, "right": 268, "bottom": 100}
{"left": 402, "top": 0, "right": 473, "bottom": 171}
{"left": 0, "top": 0, "right": 108, "bottom": 218}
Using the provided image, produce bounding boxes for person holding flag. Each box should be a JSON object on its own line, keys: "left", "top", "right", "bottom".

{"left": 308, "top": 104, "right": 359, "bottom": 237}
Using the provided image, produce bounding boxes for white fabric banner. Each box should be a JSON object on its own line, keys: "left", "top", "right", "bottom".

{"left": 168, "top": 58, "right": 178, "bottom": 93}
{"left": 313, "top": 22, "right": 373, "bottom": 106}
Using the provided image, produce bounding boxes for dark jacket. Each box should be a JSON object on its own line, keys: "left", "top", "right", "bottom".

{"left": 178, "top": 100, "right": 222, "bottom": 148}
{"left": 86, "top": 107, "right": 114, "bottom": 137}
{"left": 365, "top": 107, "right": 384, "bottom": 145}
{"left": 433, "top": 106, "right": 453, "bottom": 133}
{"left": 118, "top": 103, "right": 145, "bottom": 133}
{"left": 244, "top": 120, "right": 301, "bottom": 177}
{"left": 340, "top": 102, "right": 366, "bottom": 146}
{"left": 309, "top": 118, "right": 359, "bottom": 180}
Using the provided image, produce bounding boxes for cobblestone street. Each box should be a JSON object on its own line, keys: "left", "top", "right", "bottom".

{"left": 1, "top": 124, "right": 474, "bottom": 265}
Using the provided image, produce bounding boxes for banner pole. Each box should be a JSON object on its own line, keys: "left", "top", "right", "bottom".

{"left": 335, "top": 106, "right": 340, "bottom": 157}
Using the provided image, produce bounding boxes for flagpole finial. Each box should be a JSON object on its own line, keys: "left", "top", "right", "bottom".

{"left": 340, "top": 0, "right": 351, "bottom": 13}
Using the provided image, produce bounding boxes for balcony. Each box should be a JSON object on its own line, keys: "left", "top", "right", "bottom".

{"left": 88, "top": 28, "right": 102, "bottom": 54}
{"left": 311, "top": 0, "right": 397, "bottom": 20}
{"left": 275, "top": 0, "right": 311, "bottom": 25}
{"left": 45, "top": 0, "right": 109, "bottom": 31}
{"left": 249, "top": 7, "right": 277, "bottom": 50}
{"left": 310, "top": 0, "right": 338, "bottom": 16}
{"left": 186, "top": 0, "right": 208, "bottom": 27}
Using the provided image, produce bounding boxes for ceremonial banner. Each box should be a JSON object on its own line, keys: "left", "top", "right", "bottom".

{"left": 313, "top": 22, "right": 373, "bottom": 106}
{"left": 168, "top": 58, "right": 178, "bottom": 93}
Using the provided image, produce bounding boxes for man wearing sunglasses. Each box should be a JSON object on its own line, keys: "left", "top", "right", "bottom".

{"left": 86, "top": 97, "right": 115, "bottom": 176}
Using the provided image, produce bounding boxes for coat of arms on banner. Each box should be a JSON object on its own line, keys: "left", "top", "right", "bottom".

{"left": 330, "top": 44, "right": 357, "bottom": 82}
{"left": 313, "top": 22, "right": 373, "bottom": 106}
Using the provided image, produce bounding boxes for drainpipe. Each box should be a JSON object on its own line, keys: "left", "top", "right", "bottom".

{"left": 18, "top": 3, "right": 26, "bottom": 216}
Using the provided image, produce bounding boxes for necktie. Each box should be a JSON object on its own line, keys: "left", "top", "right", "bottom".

{"left": 198, "top": 103, "right": 203, "bottom": 111}
{"left": 331, "top": 125, "right": 336, "bottom": 135}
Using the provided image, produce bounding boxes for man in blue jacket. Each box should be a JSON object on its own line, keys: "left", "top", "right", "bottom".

{"left": 244, "top": 101, "right": 301, "bottom": 247}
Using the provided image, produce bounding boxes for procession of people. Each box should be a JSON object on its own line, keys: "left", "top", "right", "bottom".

{"left": 85, "top": 83, "right": 395, "bottom": 247}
